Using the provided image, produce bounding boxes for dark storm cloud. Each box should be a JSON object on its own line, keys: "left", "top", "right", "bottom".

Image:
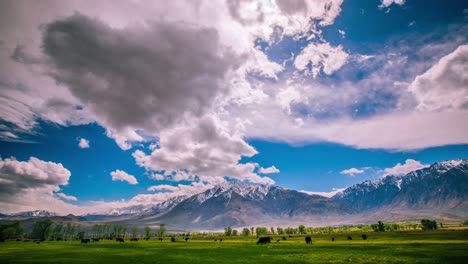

{"left": 42, "top": 13, "right": 241, "bottom": 134}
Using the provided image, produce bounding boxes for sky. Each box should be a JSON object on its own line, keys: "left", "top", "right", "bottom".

{"left": 0, "top": 0, "right": 467, "bottom": 215}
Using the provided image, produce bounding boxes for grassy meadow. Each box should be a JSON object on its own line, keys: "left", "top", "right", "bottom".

{"left": 1, "top": 230, "right": 467, "bottom": 264}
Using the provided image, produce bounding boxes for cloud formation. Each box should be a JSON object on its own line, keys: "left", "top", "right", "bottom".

{"left": 110, "top": 170, "right": 138, "bottom": 185}
{"left": 382, "top": 159, "right": 429, "bottom": 177}
{"left": 78, "top": 138, "right": 90, "bottom": 149}
{"left": 56, "top": 192, "right": 78, "bottom": 201}
{"left": 294, "top": 42, "right": 348, "bottom": 78}
{"left": 258, "top": 166, "right": 280, "bottom": 174}
{"left": 340, "top": 167, "right": 365, "bottom": 177}
{"left": 409, "top": 44, "right": 468, "bottom": 111}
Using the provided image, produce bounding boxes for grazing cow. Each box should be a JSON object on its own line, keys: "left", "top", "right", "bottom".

{"left": 214, "top": 239, "right": 217, "bottom": 242}
{"left": 23, "top": 239, "right": 31, "bottom": 242}
{"left": 362, "top": 234, "right": 367, "bottom": 240}
{"left": 145, "top": 237, "right": 150, "bottom": 240}
{"left": 347, "top": 236, "right": 352, "bottom": 240}
{"left": 331, "top": 237, "right": 335, "bottom": 242}
{"left": 282, "top": 236, "right": 287, "bottom": 240}
{"left": 171, "top": 237, "right": 176, "bottom": 242}
{"left": 276, "top": 239, "right": 280, "bottom": 242}
{"left": 81, "top": 238, "right": 90, "bottom": 244}
{"left": 130, "top": 238, "right": 139, "bottom": 241}
{"left": 288, "top": 235, "right": 293, "bottom": 238}
{"left": 92, "top": 238, "right": 100, "bottom": 242}
{"left": 219, "top": 238, "right": 223, "bottom": 242}
{"left": 158, "top": 238, "right": 163, "bottom": 241}
{"left": 116, "top": 238, "right": 125, "bottom": 242}
{"left": 185, "top": 237, "right": 189, "bottom": 242}
{"left": 305, "top": 236, "right": 312, "bottom": 244}
{"left": 36, "top": 241, "right": 40, "bottom": 244}
{"left": 256, "top": 236, "right": 271, "bottom": 245}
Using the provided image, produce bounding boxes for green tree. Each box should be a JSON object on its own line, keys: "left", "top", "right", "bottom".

{"left": 255, "top": 227, "right": 268, "bottom": 236}
{"left": 270, "top": 227, "right": 275, "bottom": 234}
{"left": 421, "top": 219, "right": 438, "bottom": 231}
{"left": 277, "top": 227, "right": 284, "bottom": 235}
{"left": 144, "top": 226, "right": 151, "bottom": 239}
{"left": 156, "top": 224, "right": 167, "bottom": 238}
{"left": 250, "top": 227, "right": 254, "bottom": 236}
{"left": 298, "top": 225, "right": 306, "bottom": 234}
{"left": 224, "top": 226, "right": 232, "bottom": 236}
{"left": 241, "top": 227, "right": 251, "bottom": 236}
{"left": 51, "top": 223, "right": 63, "bottom": 240}
{"left": 31, "top": 219, "right": 53, "bottom": 240}
{"left": 131, "top": 226, "right": 138, "bottom": 239}
{"left": 232, "top": 229, "right": 238, "bottom": 236}
{"left": 0, "top": 222, "right": 23, "bottom": 241}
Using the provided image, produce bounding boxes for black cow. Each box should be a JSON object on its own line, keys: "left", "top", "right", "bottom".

{"left": 171, "top": 237, "right": 176, "bottom": 242}
{"left": 362, "top": 234, "right": 367, "bottom": 240}
{"left": 214, "top": 239, "right": 217, "bottom": 242}
{"left": 81, "top": 238, "right": 90, "bottom": 244}
{"left": 130, "top": 238, "right": 139, "bottom": 241}
{"left": 305, "top": 236, "right": 312, "bottom": 244}
{"left": 276, "top": 239, "right": 280, "bottom": 242}
{"left": 347, "top": 236, "right": 352, "bottom": 240}
{"left": 92, "top": 238, "right": 100, "bottom": 242}
{"left": 282, "top": 236, "right": 287, "bottom": 240}
{"left": 331, "top": 237, "right": 335, "bottom": 242}
{"left": 257, "top": 236, "right": 271, "bottom": 245}
{"left": 219, "top": 238, "right": 223, "bottom": 242}
{"left": 185, "top": 237, "right": 189, "bottom": 242}
{"left": 158, "top": 238, "right": 163, "bottom": 241}
{"left": 116, "top": 238, "right": 125, "bottom": 242}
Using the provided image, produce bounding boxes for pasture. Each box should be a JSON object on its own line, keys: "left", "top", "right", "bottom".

{"left": 1, "top": 230, "right": 467, "bottom": 264}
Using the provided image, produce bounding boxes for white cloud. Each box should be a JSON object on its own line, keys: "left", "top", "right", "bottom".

{"left": 78, "top": 138, "right": 90, "bottom": 149}
{"left": 299, "top": 187, "right": 346, "bottom": 198}
{"left": 133, "top": 116, "right": 274, "bottom": 185}
{"left": 338, "top": 29, "right": 346, "bottom": 38}
{"left": 149, "top": 173, "right": 165, "bottom": 181}
{"left": 379, "top": 0, "right": 405, "bottom": 9}
{"left": 382, "top": 159, "right": 429, "bottom": 177}
{"left": 409, "top": 44, "right": 468, "bottom": 111}
{"left": 294, "top": 42, "right": 348, "bottom": 78}
{"left": 258, "top": 166, "right": 280, "bottom": 174}
{"left": 340, "top": 168, "right": 365, "bottom": 177}
{"left": 0, "top": 156, "right": 78, "bottom": 214}
{"left": 110, "top": 170, "right": 138, "bottom": 185}
{"left": 56, "top": 192, "right": 77, "bottom": 201}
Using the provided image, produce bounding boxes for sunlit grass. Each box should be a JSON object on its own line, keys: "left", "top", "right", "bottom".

{"left": 0, "top": 230, "right": 467, "bottom": 264}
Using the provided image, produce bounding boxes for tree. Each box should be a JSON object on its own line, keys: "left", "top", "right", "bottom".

{"left": 421, "top": 219, "right": 438, "bottom": 231}
{"left": 31, "top": 219, "right": 53, "bottom": 240}
{"left": 242, "top": 227, "right": 251, "bottom": 236}
{"left": 250, "top": 227, "right": 254, "bottom": 236}
{"left": 270, "top": 227, "right": 275, "bottom": 235}
{"left": 0, "top": 222, "right": 23, "bottom": 241}
{"left": 298, "top": 225, "right": 306, "bottom": 234}
{"left": 232, "top": 229, "right": 238, "bottom": 236}
{"left": 144, "top": 226, "right": 151, "bottom": 239}
{"left": 156, "top": 224, "right": 166, "bottom": 239}
{"left": 276, "top": 227, "right": 284, "bottom": 235}
{"left": 255, "top": 227, "right": 268, "bottom": 236}
{"left": 224, "top": 226, "right": 232, "bottom": 236}
{"left": 51, "top": 223, "right": 64, "bottom": 240}
{"left": 131, "top": 226, "right": 138, "bottom": 239}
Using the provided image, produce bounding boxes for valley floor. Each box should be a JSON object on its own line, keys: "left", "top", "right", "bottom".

{"left": 0, "top": 230, "right": 467, "bottom": 264}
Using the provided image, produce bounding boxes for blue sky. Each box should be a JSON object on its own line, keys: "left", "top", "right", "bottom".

{"left": 0, "top": 0, "right": 467, "bottom": 214}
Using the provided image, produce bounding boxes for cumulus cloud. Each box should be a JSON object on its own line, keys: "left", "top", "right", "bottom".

{"left": 110, "top": 170, "right": 138, "bottom": 185}
{"left": 258, "top": 166, "right": 280, "bottom": 174}
{"left": 133, "top": 116, "right": 274, "bottom": 185}
{"left": 78, "top": 138, "right": 90, "bottom": 148}
{"left": 0, "top": 156, "right": 76, "bottom": 214}
{"left": 340, "top": 167, "right": 365, "bottom": 177}
{"left": 294, "top": 42, "right": 348, "bottom": 78}
{"left": 379, "top": 0, "right": 405, "bottom": 9}
{"left": 409, "top": 44, "right": 468, "bottom": 111}
{"left": 42, "top": 13, "right": 240, "bottom": 149}
{"left": 382, "top": 159, "right": 429, "bottom": 177}
{"left": 56, "top": 192, "right": 77, "bottom": 201}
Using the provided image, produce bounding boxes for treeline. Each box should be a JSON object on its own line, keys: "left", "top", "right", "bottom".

{"left": 0, "top": 221, "right": 169, "bottom": 241}
{"left": 223, "top": 220, "right": 443, "bottom": 236}
{"left": 0, "top": 218, "right": 449, "bottom": 242}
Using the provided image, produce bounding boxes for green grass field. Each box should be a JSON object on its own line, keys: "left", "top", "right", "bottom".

{"left": 1, "top": 230, "right": 467, "bottom": 264}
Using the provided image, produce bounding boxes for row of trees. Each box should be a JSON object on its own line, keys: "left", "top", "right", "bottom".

{"left": 223, "top": 220, "right": 444, "bottom": 237}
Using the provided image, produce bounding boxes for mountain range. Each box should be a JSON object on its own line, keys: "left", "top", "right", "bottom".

{"left": 1, "top": 159, "right": 467, "bottom": 229}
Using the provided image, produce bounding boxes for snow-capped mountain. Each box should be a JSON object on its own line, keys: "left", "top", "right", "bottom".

{"left": 334, "top": 159, "right": 468, "bottom": 211}
{"left": 4, "top": 210, "right": 57, "bottom": 218}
